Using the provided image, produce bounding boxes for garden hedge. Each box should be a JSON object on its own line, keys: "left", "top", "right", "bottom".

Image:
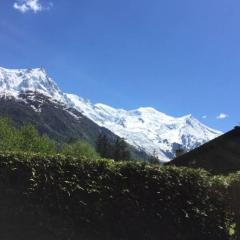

{"left": 0, "top": 152, "right": 230, "bottom": 240}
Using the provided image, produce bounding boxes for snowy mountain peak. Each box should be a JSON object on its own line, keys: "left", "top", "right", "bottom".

{"left": 137, "top": 107, "right": 161, "bottom": 113}
{"left": 0, "top": 66, "right": 222, "bottom": 162}
{"left": 66, "top": 93, "right": 222, "bottom": 162}
{"left": 0, "top": 66, "right": 66, "bottom": 102}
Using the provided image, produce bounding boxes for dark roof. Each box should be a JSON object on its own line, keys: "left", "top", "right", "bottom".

{"left": 168, "top": 127, "right": 240, "bottom": 174}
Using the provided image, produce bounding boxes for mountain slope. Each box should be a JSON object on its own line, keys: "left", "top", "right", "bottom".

{"left": 67, "top": 94, "right": 222, "bottom": 161}
{"left": 0, "top": 67, "right": 148, "bottom": 160}
{"left": 0, "top": 92, "right": 115, "bottom": 146}
{"left": 0, "top": 66, "right": 222, "bottom": 162}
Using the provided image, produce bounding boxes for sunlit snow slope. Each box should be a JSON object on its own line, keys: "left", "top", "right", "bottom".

{"left": 67, "top": 94, "right": 222, "bottom": 161}
{"left": 0, "top": 67, "right": 222, "bottom": 162}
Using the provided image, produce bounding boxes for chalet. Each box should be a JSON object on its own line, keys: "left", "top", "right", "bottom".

{"left": 168, "top": 127, "right": 240, "bottom": 174}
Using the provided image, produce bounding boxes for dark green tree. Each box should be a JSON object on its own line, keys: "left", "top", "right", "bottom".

{"left": 148, "top": 150, "right": 160, "bottom": 164}
{"left": 96, "top": 134, "right": 112, "bottom": 158}
{"left": 113, "top": 138, "right": 131, "bottom": 161}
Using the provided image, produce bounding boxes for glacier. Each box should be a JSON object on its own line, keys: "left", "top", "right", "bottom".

{"left": 0, "top": 66, "right": 222, "bottom": 162}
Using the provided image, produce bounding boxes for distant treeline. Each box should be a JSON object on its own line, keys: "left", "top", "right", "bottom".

{"left": 0, "top": 117, "right": 133, "bottom": 162}
{"left": 96, "top": 134, "right": 131, "bottom": 161}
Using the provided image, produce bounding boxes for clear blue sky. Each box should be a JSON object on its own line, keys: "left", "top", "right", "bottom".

{"left": 0, "top": 0, "right": 239, "bottom": 131}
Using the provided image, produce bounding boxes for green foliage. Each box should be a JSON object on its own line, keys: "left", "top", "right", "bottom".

{"left": 0, "top": 117, "right": 98, "bottom": 158}
{"left": 96, "top": 134, "right": 131, "bottom": 161}
{"left": 61, "top": 140, "right": 99, "bottom": 159}
{"left": 0, "top": 152, "right": 229, "bottom": 240}
{"left": 96, "top": 133, "right": 112, "bottom": 158}
{"left": 0, "top": 118, "right": 20, "bottom": 151}
{"left": 19, "top": 124, "right": 57, "bottom": 154}
{"left": 224, "top": 172, "right": 240, "bottom": 239}
{"left": 113, "top": 137, "right": 131, "bottom": 161}
{"left": 0, "top": 118, "right": 57, "bottom": 154}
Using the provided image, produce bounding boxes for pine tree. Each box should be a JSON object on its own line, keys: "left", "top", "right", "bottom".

{"left": 113, "top": 138, "right": 131, "bottom": 161}
{"left": 148, "top": 150, "right": 159, "bottom": 164}
{"left": 96, "top": 134, "right": 112, "bottom": 158}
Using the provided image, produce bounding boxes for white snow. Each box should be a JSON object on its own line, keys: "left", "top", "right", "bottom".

{"left": 0, "top": 66, "right": 68, "bottom": 104}
{"left": 67, "top": 94, "right": 222, "bottom": 161}
{"left": 0, "top": 66, "right": 222, "bottom": 162}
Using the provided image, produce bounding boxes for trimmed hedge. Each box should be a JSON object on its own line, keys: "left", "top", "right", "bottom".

{"left": 0, "top": 153, "right": 229, "bottom": 240}
{"left": 224, "top": 172, "right": 240, "bottom": 239}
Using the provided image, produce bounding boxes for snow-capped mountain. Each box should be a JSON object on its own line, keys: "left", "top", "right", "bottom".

{"left": 66, "top": 94, "right": 222, "bottom": 161}
{"left": 0, "top": 66, "right": 222, "bottom": 161}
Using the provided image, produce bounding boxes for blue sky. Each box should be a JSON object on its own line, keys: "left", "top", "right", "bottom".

{"left": 0, "top": 0, "right": 239, "bottom": 131}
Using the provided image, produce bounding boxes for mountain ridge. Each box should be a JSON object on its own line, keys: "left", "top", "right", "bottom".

{"left": 0, "top": 66, "right": 222, "bottom": 161}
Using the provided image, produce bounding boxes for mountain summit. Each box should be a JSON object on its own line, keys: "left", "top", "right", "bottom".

{"left": 0, "top": 67, "right": 63, "bottom": 100}
{"left": 0, "top": 67, "right": 222, "bottom": 161}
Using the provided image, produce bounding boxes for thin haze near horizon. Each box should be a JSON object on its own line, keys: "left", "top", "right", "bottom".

{"left": 0, "top": 0, "right": 239, "bottom": 132}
